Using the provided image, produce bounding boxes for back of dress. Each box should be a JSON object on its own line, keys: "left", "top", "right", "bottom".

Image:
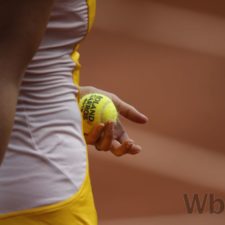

{"left": 0, "top": 0, "right": 92, "bottom": 213}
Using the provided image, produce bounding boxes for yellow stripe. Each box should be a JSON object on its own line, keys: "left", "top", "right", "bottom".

{"left": 86, "top": 0, "right": 96, "bottom": 32}
{"left": 71, "top": 49, "right": 81, "bottom": 87}
{"left": 71, "top": 0, "right": 96, "bottom": 88}
{"left": 0, "top": 171, "right": 97, "bottom": 225}
{"left": 0, "top": 172, "right": 89, "bottom": 219}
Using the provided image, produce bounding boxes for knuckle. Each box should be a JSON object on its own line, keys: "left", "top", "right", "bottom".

{"left": 111, "top": 93, "right": 117, "bottom": 100}
{"left": 95, "top": 142, "right": 111, "bottom": 151}
{"left": 95, "top": 144, "right": 102, "bottom": 151}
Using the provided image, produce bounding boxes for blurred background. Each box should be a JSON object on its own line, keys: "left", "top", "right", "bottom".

{"left": 80, "top": 0, "right": 225, "bottom": 224}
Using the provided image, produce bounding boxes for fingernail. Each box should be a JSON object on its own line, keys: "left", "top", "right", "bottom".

{"left": 135, "top": 149, "right": 141, "bottom": 153}
{"left": 135, "top": 145, "right": 142, "bottom": 153}
{"left": 142, "top": 114, "right": 149, "bottom": 122}
{"left": 126, "top": 142, "right": 133, "bottom": 149}
{"left": 98, "top": 123, "right": 105, "bottom": 131}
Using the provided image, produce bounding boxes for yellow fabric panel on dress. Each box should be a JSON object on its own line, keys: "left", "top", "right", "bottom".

{"left": 0, "top": 171, "right": 97, "bottom": 225}
{"left": 71, "top": 50, "right": 81, "bottom": 86}
{"left": 86, "top": 0, "right": 96, "bottom": 32}
{"left": 71, "top": 0, "right": 96, "bottom": 87}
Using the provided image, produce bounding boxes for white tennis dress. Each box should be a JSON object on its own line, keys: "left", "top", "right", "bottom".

{"left": 0, "top": 0, "right": 90, "bottom": 213}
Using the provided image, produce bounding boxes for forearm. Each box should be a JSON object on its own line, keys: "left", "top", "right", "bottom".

{"left": 0, "top": 82, "right": 19, "bottom": 164}
{"left": 0, "top": 0, "right": 55, "bottom": 164}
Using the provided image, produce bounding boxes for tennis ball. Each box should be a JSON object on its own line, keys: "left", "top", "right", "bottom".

{"left": 79, "top": 93, "right": 118, "bottom": 134}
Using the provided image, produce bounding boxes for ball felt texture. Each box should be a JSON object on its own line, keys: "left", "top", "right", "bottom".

{"left": 79, "top": 93, "right": 118, "bottom": 134}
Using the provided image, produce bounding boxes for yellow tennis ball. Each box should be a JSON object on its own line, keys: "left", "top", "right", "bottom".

{"left": 79, "top": 93, "right": 118, "bottom": 134}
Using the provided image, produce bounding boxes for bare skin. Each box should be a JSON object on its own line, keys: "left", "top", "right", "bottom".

{"left": 0, "top": 0, "right": 55, "bottom": 164}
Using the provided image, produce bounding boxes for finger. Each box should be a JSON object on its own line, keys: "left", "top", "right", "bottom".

{"left": 127, "top": 143, "right": 142, "bottom": 155}
{"left": 111, "top": 95, "right": 149, "bottom": 124}
{"left": 95, "top": 122, "right": 114, "bottom": 151}
{"left": 114, "top": 121, "right": 137, "bottom": 148}
{"left": 110, "top": 140, "right": 133, "bottom": 157}
{"left": 114, "top": 121, "right": 130, "bottom": 142}
{"left": 84, "top": 123, "right": 105, "bottom": 145}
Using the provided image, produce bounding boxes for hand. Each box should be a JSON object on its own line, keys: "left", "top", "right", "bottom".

{"left": 80, "top": 86, "right": 149, "bottom": 156}
{"left": 85, "top": 121, "right": 141, "bottom": 156}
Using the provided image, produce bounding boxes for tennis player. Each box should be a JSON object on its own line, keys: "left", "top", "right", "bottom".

{"left": 0, "top": 0, "right": 148, "bottom": 224}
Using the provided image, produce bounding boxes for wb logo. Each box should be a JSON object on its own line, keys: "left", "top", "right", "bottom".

{"left": 183, "top": 193, "right": 225, "bottom": 214}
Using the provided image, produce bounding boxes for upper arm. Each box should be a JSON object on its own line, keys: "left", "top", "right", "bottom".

{"left": 0, "top": 0, "right": 55, "bottom": 84}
